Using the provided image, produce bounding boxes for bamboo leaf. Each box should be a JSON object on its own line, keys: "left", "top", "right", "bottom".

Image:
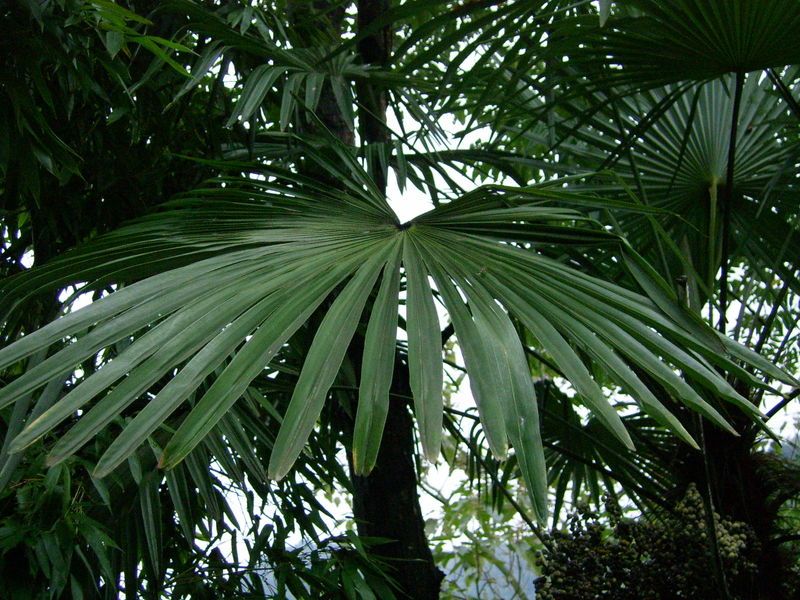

{"left": 227, "top": 65, "right": 285, "bottom": 125}
{"left": 279, "top": 72, "right": 304, "bottom": 131}
{"left": 599, "top": 0, "right": 611, "bottom": 27}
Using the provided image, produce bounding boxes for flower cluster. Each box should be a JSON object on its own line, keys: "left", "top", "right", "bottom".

{"left": 535, "top": 485, "right": 760, "bottom": 600}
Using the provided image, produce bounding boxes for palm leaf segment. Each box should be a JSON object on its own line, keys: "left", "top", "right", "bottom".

{"left": 0, "top": 154, "right": 788, "bottom": 521}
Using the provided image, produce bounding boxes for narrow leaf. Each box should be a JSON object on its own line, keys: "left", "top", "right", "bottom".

{"left": 352, "top": 244, "right": 402, "bottom": 475}
{"left": 402, "top": 231, "right": 443, "bottom": 461}
{"left": 268, "top": 241, "right": 394, "bottom": 480}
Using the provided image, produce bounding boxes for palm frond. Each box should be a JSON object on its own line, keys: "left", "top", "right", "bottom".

{"left": 1, "top": 147, "right": 786, "bottom": 518}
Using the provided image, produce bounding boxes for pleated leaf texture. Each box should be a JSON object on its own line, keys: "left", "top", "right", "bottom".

{"left": 0, "top": 161, "right": 791, "bottom": 522}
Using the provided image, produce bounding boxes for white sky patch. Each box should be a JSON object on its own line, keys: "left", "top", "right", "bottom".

{"left": 386, "top": 169, "right": 433, "bottom": 222}
{"left": 20, "top": 249, "right": 34, "bottom": 268}
{"left": 58, "top": 283, "right": 97, "bottom": 312}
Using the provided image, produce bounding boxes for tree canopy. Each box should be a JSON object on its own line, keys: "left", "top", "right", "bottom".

{"left": 1, "top": 1, "right": 799, "bottom": 598}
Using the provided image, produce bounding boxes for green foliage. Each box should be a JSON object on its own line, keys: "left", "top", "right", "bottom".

{"left": 255, "top": 531, "right": 400, "bottom": 599}
{"left": 1, "top": 0, "right": 799, "bottom": 597}
{"left": 0, "top": 441, "right": 251, "bottom": 598}
{"left": 426, "top": 474, "right": 539, "bottom": 599}
{"left": 0, "top": 397, "right": 381, "bottom": 598}
{"left": 3, "top": 160, "right": 778, "bottom": 521}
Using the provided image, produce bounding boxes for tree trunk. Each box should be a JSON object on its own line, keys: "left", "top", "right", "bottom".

{"left": 347, "top": 361, "right": 444, "bottom": 598}
{"left": 348, "top": 1, "right": 443, "bottom": 596}
{"left": 290, "top": 0, "right": 443, "bottom": 596}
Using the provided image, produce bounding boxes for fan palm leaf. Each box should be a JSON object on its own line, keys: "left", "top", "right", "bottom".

{"left": 483, "top": 70, "right": 800, "bottom": 305}
{"left": 0, "top": 144, "right": 786, "bottom": 521}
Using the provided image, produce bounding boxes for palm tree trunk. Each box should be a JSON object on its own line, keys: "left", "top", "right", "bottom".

{"left": 346, "top": 360, "right": 444, "bottom": 598}
{"left": 291, "top": 1, "right": 443, "bottom": 596}
{"left": 347, "top": 1, "right": 443, "bottom": 595}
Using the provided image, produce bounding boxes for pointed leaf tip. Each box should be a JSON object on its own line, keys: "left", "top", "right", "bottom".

{"left": 599, "top": 0, "right": 611, "bottom": 27}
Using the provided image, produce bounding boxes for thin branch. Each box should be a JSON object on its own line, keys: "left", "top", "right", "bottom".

{"left": 442, "top": 413, "right": 551, "bottom": 549}
{"left": 523, "top": 346, "right": 565, "bottom": 378}
{"left": 698, "top": 414, "right": 731, "bottom": 600}
{"left": 767, "top": 68, "right": 800, "bottom": 120}
{"left": 754, "top": 279, "right": 790, "bottom": 355}
{"left": 441, "top": 322, "right": 455, "bottom": 347}
{"left": 766, "top": 388, "right": 800, "bottom": 421}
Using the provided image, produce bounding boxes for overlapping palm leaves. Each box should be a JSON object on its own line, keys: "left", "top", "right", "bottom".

{"left": 2, "top": 0, "right": 797, "bottom": 539}
{"left": 547, "top": 0, "right": 800, "bottom": 90}
{"left": 0, "top": 142, "right": 788, "bottom": 522}
{"left": 397, "top": 0, "right": 800, "bottom": 124}
{"left": 404, "top": 0, "right": 799, "bottom": 516}
{"left": 2, "top": 0, "right": 795, "bottom": 595}
{"left": 0, "top": 366, "right": 352, "bottom": 597}
{"left": 494, "top": 70, "right": 800, "bottom": 306}
{"left": 446, "top": 381, "right": 682, "bottom": 527}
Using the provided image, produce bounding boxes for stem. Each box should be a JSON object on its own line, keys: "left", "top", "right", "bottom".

{"left": 697, "top": 415, "right": 731, "bottom": 600}
{"left": 766, "top": 68, "right": 800, "bottom": 120}
{"left": 717, "top": 71, "right": 745, "bottom": 333}
{"left": 707, "top": 178, "right": 719, "bottom": 315}
{"left": 442, "top": 414, "right": 551, "bottom": 550}
{"left": 765, "top": 388, "right": 800, "bottom": 421}
{"left": 753, "top": 280, "right": 789, "bottom": 356}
